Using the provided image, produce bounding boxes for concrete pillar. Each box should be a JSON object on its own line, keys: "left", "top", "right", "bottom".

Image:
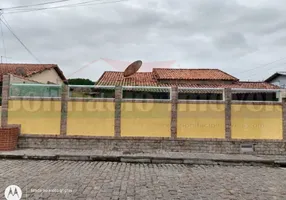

{"left": 114, "top": 86, "right": 122, "bottom": 137}
{"left": 224, "top": 88, "right": 232, "bottom": 139}
{"left": 282, "top": 98, "right": 286, "bottom": 140}
{"left": 1, "top": 75, "right": 10, "bottom": 127}
{"left": 60, "top": 84, "right": 69, "bottom": 136}
{"left": 171, "top": 87, "right": 178, "bottom": 139}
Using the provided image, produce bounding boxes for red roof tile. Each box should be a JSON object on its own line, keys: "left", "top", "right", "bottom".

{"left": 153, "top": 68, "right": 238, "bottom": 81}
{"left": 97, "top": 71, "right": 279, "bottom": 89}
{"left": 0, "top": 63, "right": 66, "bottom": 82}
{"left": 159, "top": 82, "right": 280, "bottom": 89}
{"left": 225, "top": 81, "right": 280, "bottom": 89}
{"left": 97, "top": 71, "right": 158, "bottom": 86}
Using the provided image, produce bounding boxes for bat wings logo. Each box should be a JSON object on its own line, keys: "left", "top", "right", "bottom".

{"left": 4, "top": 185, "right": 22, "bottom": 200}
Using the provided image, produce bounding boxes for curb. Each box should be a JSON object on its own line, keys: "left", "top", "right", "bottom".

{"left": 0, "top": 154, "right": 24, "bottom": 160}
{"left": 151, "top": 157, "right": 183, "bottom": 164}
{"left": 0, "top": 154, "right": 284, "bottom": 167}
{"left": 274, "top": 160, "right": 286, "bottom": 167}
{"left": 57, "top": 155, "right": 90, "bottom": 161}
{"left": 91, "top": 155, "right": 120, "bottom": 162}
{"left": 24, "top": 155, "right": 58, "bottom": 160}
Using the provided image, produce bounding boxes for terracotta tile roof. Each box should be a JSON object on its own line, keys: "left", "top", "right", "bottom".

{"left": 97, "top": 71, "right": 158, "bottom": 86}
{"left": 97, "top": 70, "right": 279, "bottom": 89}
{"left": 224, "top": 81, "right": 280, "bottom": 89}
{"left": 153, "top": 68, "right": 238, "bottom": 81}
{"left": 161, "top": 82, "right": 279, "bottom": 89}
{"left": 0, "top": 63, "right": 66, "bottom": 82}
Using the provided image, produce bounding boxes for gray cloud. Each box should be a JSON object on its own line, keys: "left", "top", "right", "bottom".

{"left": 214, "top": 32, "right": 249, "bottom": 50}
{"left": 0, "top": 0, "right": 286, "bottom": 81}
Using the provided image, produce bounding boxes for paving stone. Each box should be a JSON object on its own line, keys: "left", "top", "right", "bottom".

{"left": 0, "top": 160, "right": 286, "bottom": 199}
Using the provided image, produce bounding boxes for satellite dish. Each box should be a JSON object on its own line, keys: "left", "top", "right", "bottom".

{"left": 15, "top": 67, "right": 27, "bottom": 77}
{"left": 123, "top": 60, "right": 142, "bottom": 77}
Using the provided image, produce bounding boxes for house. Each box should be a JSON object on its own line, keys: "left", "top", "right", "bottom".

{"left": 265, "top": 72, "right": 286, "bottom": 88}
{"left": 0, "top": 63, "right": 67, "bottom": 85}
{"left": 97, "top": 68, "right": 278, "bottom": 88}
{"left": 95, "top": 68, "right": 280, "bottom": 101}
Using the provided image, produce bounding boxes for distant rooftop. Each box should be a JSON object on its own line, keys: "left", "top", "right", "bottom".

{"left": 265, "top": 72, "right": 286, "bottom": 83}
{"left": 0, "top": 63, "right": 66, "bottom": 82}
{"left": 97, "top": 68, "right": 279, "bottom": 89}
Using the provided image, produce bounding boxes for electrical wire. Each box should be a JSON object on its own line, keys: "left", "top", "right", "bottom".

{"left": 4, "top": 0, "right": 97, "bottom": 13}
{"left": 3, "top": 0, "right": 280, "bottom": 79}
{"left": 243, "top": 61, "right": 286, "bottom": 80}
{"left": 3, "top": 0, "right": 128, "bottom": 14}
{"left": 8, "top": 0, "right": 127, "bottom": 14}
{"left": 1, "top": 0, "right": 76, "bottom": 10}
{"left": 0, "top": 0, "right": 127, "bottom": 67}
{"left": 0, "top": 17, "right": 7, "bottom": 63}
{"left": 0, "top": 16, "right": 41, "bottom": 63}
{"left": 235, "top": 56, "right": 286, "bottom": 76}
{"left": 67, "top": 59, "right": 100, "bottom": 78}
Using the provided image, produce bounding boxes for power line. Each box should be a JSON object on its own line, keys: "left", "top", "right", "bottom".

{"left": 0, "top": 16, "right": 41, "bottom": 63}
{"left": 0, "top": 15, "right": 7, "bottom": 63}
{"left": 208, "top": 2, "right": 279, "bottom": 74}
{"left": 67, "top": 59, "right": 99, "bottom": 78}
{"left": 1, "top": 0, "right": 75, "bottom": 10}
{"left": 3, "top": 0, "right": 128, "bottom": 14}
{"left": 0, "top": 56, "right": 12, "bottom": 63}
{"left": 235, "top": 56, "right": 286, "bottom": 76}
{"left": 244, "top": 61, "right": 286, "bottom": 80}
{"left": 7, "top": 0, "right": 127, "bottom": 14}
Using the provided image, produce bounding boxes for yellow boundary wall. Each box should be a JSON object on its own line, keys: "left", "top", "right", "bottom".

{"left": 231, "top": 104, "right": 282, "bottom": 139}
{"left": 8, "top": 100, "right": 61, "bottom": 135}
{"left": 177, "top": 103, "right": 225, "bottom": 138}
{"left": 121, "top": 102, "right": 171, "bottom": 137}
{"left": 6, "top": 99, "right": 284, "bottom": 140}
{"left": 67, "top": 101, "right": 115, "bottom": 136}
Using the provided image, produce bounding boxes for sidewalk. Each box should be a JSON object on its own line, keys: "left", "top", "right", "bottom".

{"left": 0, "top": 149, "right": 286, "bottom": 166}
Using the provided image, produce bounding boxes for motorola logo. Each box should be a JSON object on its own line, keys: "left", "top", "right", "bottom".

{"left": 4, "top": 185, "right": 22, "bottom": 200}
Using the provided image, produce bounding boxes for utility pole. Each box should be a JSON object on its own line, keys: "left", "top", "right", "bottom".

{"left": 1, "top": 56, "right": 12, "bottom": 63}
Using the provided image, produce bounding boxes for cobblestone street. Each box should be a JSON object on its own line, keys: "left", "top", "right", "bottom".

{"left": 0, "top": 160, "right": 286, "bottom": 200}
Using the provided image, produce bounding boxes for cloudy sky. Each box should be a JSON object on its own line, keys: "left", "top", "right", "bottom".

{"left": 0, "top": 0, "right": 286, "bottom": 81}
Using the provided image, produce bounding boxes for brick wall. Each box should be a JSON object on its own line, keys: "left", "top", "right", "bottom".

{"left": 18, "top": 136, "right": 286, "bottom": 155}
{"left": 0, "top": 125, "right": 21, "bottom": 151}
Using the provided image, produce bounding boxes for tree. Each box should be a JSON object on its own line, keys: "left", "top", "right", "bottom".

{"left": 68, "top": 78, "right": 95, "bottom": 85}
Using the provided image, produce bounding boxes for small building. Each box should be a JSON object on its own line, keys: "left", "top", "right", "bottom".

{"left": 95, "top": 68, "right": 280, "bottom": 101}
{"left": 0, "top": 63, "right": 66, "bottom": 85}
{"left": 265, "top": 72, "right": 286, "bottom": 88}
{"left": 0, "top": 63, "right": 67, "bottom": 101}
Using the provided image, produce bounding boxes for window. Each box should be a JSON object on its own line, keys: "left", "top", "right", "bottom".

{"left": 69, "top": 86, "right": 115, "bottom": 99}
{"left": 178, "top": 93, "right": 223, "bottom": 100}
{"left": 122, "top": 87, "right": 171, "bottom": 100}
{"left": 123, "top": 91, "right": 170, "bottom": 99}
{"left": 178, "top": 88, "right": 224, "bottom": 101}
{"left": 232, "top": 92, "right": 279, "bottom": 101}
